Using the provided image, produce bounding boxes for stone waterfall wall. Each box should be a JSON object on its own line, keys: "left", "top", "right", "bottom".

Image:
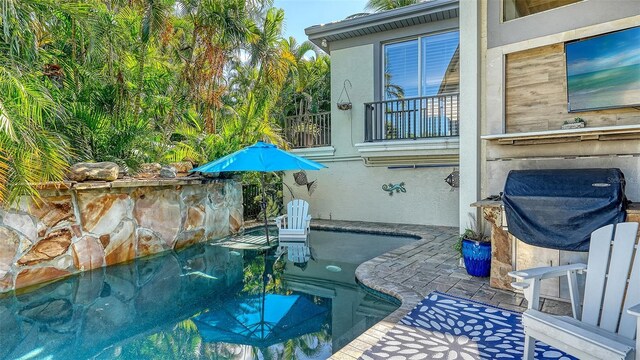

{"left": 0, "top": 178, "right": 243, "bottom": 293}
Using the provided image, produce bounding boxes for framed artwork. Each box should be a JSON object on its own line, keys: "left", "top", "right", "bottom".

{"left": 566, "top": 26, "right": 640, "bottom": 112}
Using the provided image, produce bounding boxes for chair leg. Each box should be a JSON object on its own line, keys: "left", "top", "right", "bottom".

{"left": 523, "top": 334, "right": 536, "bottom": 360}
{"left": 567, "top": 270, "right": 582, "bottom": 320}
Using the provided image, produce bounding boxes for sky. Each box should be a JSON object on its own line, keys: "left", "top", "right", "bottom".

{"left": 273, "top": 0, "right": 370, "bottom": 44}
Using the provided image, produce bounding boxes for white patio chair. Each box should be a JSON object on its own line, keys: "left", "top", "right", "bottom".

{"left": 275, "top": 199, "right": 311, "bottom": 246}
{"left": 509, "top": 222, "right": 640, "bottom": 360}
{"left": 287, "top": 244, "right": 311, "bottom": 264}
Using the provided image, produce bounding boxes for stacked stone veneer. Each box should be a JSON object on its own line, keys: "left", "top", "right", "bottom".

{"left": 0, "top": 178, "right": 243, "bottom": 293}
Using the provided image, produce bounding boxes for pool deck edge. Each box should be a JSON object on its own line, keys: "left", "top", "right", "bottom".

{"left": 244, "top": 219, "right": 571, "bottom": 359}
{"left": 307, "top": 220, "right": 572, "bottom": 360}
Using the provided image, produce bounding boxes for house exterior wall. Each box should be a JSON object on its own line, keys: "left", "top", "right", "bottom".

{"left": 285, "top": 159, "right": 460, "bottom": 226}
{"left": 287, "top": 18, "right": 462, "bottom": 227}
{"left": 330, "top": 44, "right": 374, "bottom": 157}
{"left": 458, "top": 0, "right": 484, "bottom": 230}
{"left": 503, "top": 44, "right": 640, "bottom": 133}
{"left": 482, "top": 11, "right": 640, "bottom": 200}
{"left": 479, "top": 2, "right": 640, "bottom": 297}
{"left": 487, "top": 0, "right": 640, "bottom": 48}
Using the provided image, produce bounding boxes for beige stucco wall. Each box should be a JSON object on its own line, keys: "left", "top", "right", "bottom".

{"left": 482, "top": 12, "right": 640, "bottom": 200}
{"left": 285, "top": 35, "right": 460, "bottom": 226}
{"left": 331, "top": 45, "right": 374, "bottom": 157}
{"left": 458, "top": 0, "right": 485, "bottom": 230}
{"left": 285, "top": 160, "right": 459, "bottom": 226}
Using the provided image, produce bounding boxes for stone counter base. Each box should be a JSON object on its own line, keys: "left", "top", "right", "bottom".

{"left": 475, "top": 201, "right": 640, "bottom": 292}
{"left": 0, "top": 180, "right": 243, "bottom": 293}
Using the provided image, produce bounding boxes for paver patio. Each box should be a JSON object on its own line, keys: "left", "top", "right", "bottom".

{"left": 309, "top": 220, "right": 573, "bottom": 359}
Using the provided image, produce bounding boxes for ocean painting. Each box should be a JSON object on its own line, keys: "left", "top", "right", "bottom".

{"left": 566, "top": 26, "right": 640, "bottom": 112}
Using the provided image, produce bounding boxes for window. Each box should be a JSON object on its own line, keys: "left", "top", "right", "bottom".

{"left": 369, "top": 31, "right": 460, "bottom": 141}
{"left": 383, "top": 31, "right": 460, "bottom": 100}
{"left": 422, "top": 32, "right": 460, "bottom": 96}
{"left": 503, "top": 0, "right": 582, "bottom": 21}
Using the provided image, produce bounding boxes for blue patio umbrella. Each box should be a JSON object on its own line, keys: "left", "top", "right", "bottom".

{"left": 194, "top": 293, "right": 329, "bottom": 348}
{"left": 191, "top": 142, "right": 326, "bottom": 245}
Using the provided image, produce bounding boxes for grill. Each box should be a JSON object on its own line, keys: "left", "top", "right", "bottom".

{"left": 502, "top": 168, "right": 627, "bottom": 251}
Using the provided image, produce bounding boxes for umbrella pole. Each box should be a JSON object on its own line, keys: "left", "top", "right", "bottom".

{"left": 261, "top": 252, "right": 267, "bottom": 340}
{"left": 261, "top": 173, "right": 271, "bottom": 246}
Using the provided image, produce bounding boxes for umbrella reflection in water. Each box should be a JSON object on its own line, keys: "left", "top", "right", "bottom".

{"left": 194, "top": 252, "right": 329, "bottom": 349}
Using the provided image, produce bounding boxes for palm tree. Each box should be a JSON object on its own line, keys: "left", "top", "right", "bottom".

{"left": 0, "top": 0, "right": 329, "bottom": 204}
{"left": 132, "top": 0, "right": 173, "bottom": 120}
{"left": 366, "top": 0, "right": 421, "bottom": 12}
{"left": 176, "top": 0, "right": 256, "bottom": 133}
{"left": 249, "top": 8, "right": 295, "bottom": 94}
{"left": 0, "top": 0, "right": 87, "bottom": 203}
{"left": 0, "top": 58, "right": 72, "bottom": 204}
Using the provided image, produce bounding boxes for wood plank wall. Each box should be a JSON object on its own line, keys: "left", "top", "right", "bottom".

{"left": 505, "top": 43, "right": 640, "bottom": 133}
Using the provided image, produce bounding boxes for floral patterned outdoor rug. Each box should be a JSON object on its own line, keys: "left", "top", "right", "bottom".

{"left": 360, "top": 292, "right": 576, "bottom": 360}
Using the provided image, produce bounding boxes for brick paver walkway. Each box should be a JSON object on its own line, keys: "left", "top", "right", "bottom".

{"left": 309, "top": 220, "right": 572, "bottom": 360}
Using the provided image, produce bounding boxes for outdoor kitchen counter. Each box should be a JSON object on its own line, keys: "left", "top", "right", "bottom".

{"left": 471, "top": 199, "right": 640, "bottom": 292}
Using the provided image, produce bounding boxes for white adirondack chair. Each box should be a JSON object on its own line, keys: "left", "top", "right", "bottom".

{"left": 287, "top": 244, "right": 311, "bottom": 264}
{"left": 509, "top": 222, "right": 640, "bottom": 360}
{"left": 275, "top": 199, "right": 311, "bottom": 246}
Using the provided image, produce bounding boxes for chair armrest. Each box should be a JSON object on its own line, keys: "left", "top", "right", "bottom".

{"left": 509, "top": 263, "right": 586, "bottom": 315}
{"left": 508, "top": 263, "right": 587, "bottom": 282}
{"left": 627, "top": 303, "right": 640, "bottom": 317}
{"left": 305, "top": 215, "right": 311, "bottom": 233}
{"left": 275, "top": 215, "right": 286, "bottom": 229}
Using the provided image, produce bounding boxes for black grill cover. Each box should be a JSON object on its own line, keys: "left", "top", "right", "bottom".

{"left": 503, "top": 168, "right": 627, "bottom": 251}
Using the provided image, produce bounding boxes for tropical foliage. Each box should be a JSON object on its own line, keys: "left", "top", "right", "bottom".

{"left": 366, "top": 0, "right": 421, "bottom": 12}
{"left": 0, "top": 0, "right": 330, "bottom": 203}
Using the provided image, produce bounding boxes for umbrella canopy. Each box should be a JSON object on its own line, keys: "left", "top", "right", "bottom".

{"left": 194, "top": 294, "right": 328, "bottom": 348}
{"left": 191, "top": 142, "right": 326, "bottom": 173}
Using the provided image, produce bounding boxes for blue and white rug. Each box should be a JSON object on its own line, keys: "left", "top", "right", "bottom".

{"left": 360, "top": 292, "right": 576, "bottom": 360}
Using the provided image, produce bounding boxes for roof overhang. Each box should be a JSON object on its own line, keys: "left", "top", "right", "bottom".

{"left": 305, "top": 0, "right": 459, "bottom": 53}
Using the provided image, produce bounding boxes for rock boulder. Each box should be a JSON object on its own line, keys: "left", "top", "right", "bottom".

{"left": 68, "top": 162, "right": 119, "bottom": 182}
{"left": 170, "top": 161, "right": 193, "bottom": 174}
{"left": 159, "top": 166, "right": 177, "bottom": 178}
{"left": 18, "top": 228, "right": 73, "bottom": 266}
{"left": 72, "top": 236, "right": 105, "bottom": 271}
{"left": 136, "top": 163, "right": 161, "bottom": 179}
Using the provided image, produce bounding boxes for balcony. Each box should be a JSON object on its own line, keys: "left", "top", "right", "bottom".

{"left": 364, "top": 94, "right": 459, "bottom": 142}
{"left": 284, "top": 112, "right": 331, "bottom": 149}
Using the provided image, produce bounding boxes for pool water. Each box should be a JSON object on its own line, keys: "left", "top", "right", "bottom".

{"left": 0, "top": 229, "right": 415, "bottom": 360}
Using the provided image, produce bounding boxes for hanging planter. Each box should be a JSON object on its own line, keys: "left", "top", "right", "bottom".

{"left": 337, "top": 102, "right": 352, "bottom": 110}
{"left": 336, "top": 79, "right": 352, "bottom": 111}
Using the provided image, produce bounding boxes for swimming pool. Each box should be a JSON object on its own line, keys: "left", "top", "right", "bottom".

{"left": 0, "top": 228, "right": 416, "bottom": 359}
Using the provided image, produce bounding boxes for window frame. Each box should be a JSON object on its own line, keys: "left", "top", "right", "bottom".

{"left": 501, "top": 0, "right": 584, "bottom": 23}
{"left": 381, "top": 29, "right": 460, "bottom": 101}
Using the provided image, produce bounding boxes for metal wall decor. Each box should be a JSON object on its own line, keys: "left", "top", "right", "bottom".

{"left": 336, "top": 79, "right": 352, "bottom": 110}
{"left": 293, "top": 170, "right": 318, "bottom": 195}
{"left": 382, "top": 182, "right": 406, "bottom": 196}
{"left": 445, "top": 169, "right": 459, "bottom": 189}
